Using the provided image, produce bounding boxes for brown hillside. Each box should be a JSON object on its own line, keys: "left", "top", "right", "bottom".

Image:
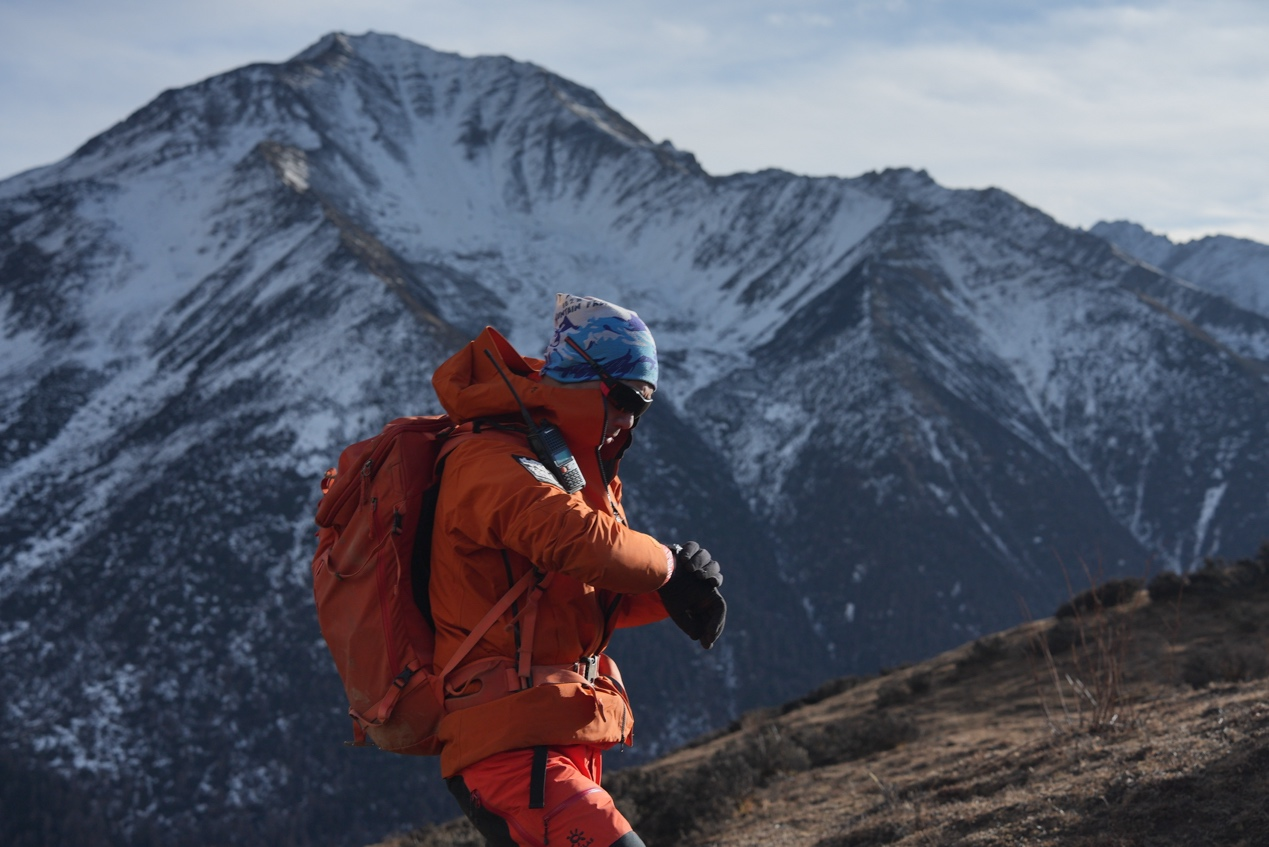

{"left": 377, "top": 552, "right": 1269, "bottom": 847}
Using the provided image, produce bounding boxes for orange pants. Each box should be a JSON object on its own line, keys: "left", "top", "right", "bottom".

{"left": 445, "top": 745, "right": 644, "bottom": 847}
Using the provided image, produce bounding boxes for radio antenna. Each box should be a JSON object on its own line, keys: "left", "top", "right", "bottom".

{"left": 483, "top": 349, "right": 539, "bottom": 432}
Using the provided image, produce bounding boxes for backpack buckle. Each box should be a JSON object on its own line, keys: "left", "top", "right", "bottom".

{"left": 575, "top": 656, "right": 599, "bottom": 683}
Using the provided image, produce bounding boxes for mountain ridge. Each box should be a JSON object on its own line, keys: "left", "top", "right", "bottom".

{"left": 1091, "top": 219, "right": 1269, "bottom": 321}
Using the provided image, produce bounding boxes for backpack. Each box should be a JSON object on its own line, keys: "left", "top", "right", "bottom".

{"left": 311, "top": 415, "right": 538, "bottom": 755}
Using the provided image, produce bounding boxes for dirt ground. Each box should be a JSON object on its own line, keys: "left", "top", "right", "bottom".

{"left": 377, "top": 555, "right": 1269, "bottom": 847}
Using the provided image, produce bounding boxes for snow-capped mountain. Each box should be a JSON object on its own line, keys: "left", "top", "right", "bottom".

{"left": 3, "top": 31, "right": 1268, "bottom": 846}
{"left": 1092, "top": 219, "right": 1269, "bottom": 319}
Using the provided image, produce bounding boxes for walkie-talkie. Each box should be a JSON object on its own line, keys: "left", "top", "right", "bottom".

{"left": 484, "top": 350, "right": 586, "bottom": 494}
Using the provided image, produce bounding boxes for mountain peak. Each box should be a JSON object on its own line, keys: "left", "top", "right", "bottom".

{"left": 1091, "top": 219, "right": 1176, "bottom": 267}
{"left": 289, "top": 30, "right": 359, "bottom": 65}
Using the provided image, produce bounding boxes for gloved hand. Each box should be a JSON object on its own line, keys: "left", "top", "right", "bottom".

{"left": 659, "top": 542, "right": 727, "bottom": 649}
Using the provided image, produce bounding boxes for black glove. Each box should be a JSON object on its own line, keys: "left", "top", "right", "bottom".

{"left": 659, "top": 542, "right": 727, "bottom": 649}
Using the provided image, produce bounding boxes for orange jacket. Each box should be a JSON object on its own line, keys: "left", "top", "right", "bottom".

{"left": 430, "top": 327, "right": 672, "bottom": 777}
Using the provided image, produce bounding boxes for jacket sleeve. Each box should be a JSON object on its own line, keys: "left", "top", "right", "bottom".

{"left": 444, "top": 442, "right": 673, "bottom": 594}
{"left": 613, "top": 591, "right": 670, "bottom": 628}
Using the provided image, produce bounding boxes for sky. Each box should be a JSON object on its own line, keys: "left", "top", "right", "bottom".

{"left": 1, "top": 0, "right": 1267, "bottom": 245}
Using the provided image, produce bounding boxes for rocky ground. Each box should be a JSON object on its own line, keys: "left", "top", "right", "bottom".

{"left": 374, "top": 552, "right": 1269, "bottom": 847}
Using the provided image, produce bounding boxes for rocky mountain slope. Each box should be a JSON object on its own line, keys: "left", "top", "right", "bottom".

{"left": 388, "top": 552, "right": 1269, "bottom": 847}
{"left": 3, "top": 30, "right": 1269, "bottom": 847}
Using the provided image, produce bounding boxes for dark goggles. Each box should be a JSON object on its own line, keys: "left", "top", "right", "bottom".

{"left": 564, "top": 337, "right": 654, "bottom": 418}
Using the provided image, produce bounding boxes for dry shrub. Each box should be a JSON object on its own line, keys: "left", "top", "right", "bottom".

{"left": 962, "top": 633, "right": 1008, "bottom": 666}
{"left": 1028, "top": 565, "right": 1134, "bottom": 733}
{"left": 1055, "top": 578, "right": 1143, "bottom": 618}
{"left": 781, "top": 675, "right": 869, "bottom": 713}
{"left": 1152, "top": 543, "right": 1269, "bottom": 605}
{"left": 1182, "top": 643, "right": 1269, "bottom": 688}
{"left": 1188, "top": 553, "right": 1269, "bottom": 596}
{"left": 794, "top": 711, "right": 919, "bottom": 768}
{"left": 1034, "top": 617, "right": 1081, "bottom": 656}
{"left": 1148, "top": 570, "right": 1187, "bottom": 603}
{"left": 876, "top": 670, "right": 932, "bottom": 708}
{"left": 749, "top": 723, "right": 814, "bottom": 775}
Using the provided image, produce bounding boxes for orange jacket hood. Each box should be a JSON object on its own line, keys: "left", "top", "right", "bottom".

{"left": 432, "top": 326, "right": 630, "bottom": 470}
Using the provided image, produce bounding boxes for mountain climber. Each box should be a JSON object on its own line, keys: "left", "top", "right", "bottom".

{"left": 429, "top": 293, "right": 727, "bottom": 847}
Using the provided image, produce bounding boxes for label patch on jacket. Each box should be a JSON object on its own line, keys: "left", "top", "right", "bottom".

{"left": 513, "top": 455, "right": 564, "bottom": 490}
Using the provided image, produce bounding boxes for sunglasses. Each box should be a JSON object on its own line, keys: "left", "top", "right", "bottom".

{"left": 564, "top": 337, "right": 654, "bottom": 418}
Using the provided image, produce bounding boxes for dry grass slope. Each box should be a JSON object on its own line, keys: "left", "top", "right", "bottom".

{"left": 378, "top": 550, "right": 1269, "bottom": 847}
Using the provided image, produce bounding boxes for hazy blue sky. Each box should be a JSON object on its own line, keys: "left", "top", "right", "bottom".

{"left": 2, "top": 0, "right": 1267, "bottom": 243}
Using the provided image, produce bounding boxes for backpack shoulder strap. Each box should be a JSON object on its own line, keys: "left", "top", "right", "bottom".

{"left": 435, "top": 420, "right": 528, "bottom": 467}
{"left": 437, "top": 569, "right": 541, "bottom": 682}
{"left": 429, "top": 422, "right": 547, "bottom": 687}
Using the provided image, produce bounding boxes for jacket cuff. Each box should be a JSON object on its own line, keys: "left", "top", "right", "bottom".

{"left": 658, "top": 544, "right": 676, "bottom": 588}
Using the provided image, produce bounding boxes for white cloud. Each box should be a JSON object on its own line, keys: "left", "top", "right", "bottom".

{"left": 603, "top": 0, "right": 1269, "bottom": 241}
{"left": 765, "top": 11, "right": 834, "bottom": 28}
